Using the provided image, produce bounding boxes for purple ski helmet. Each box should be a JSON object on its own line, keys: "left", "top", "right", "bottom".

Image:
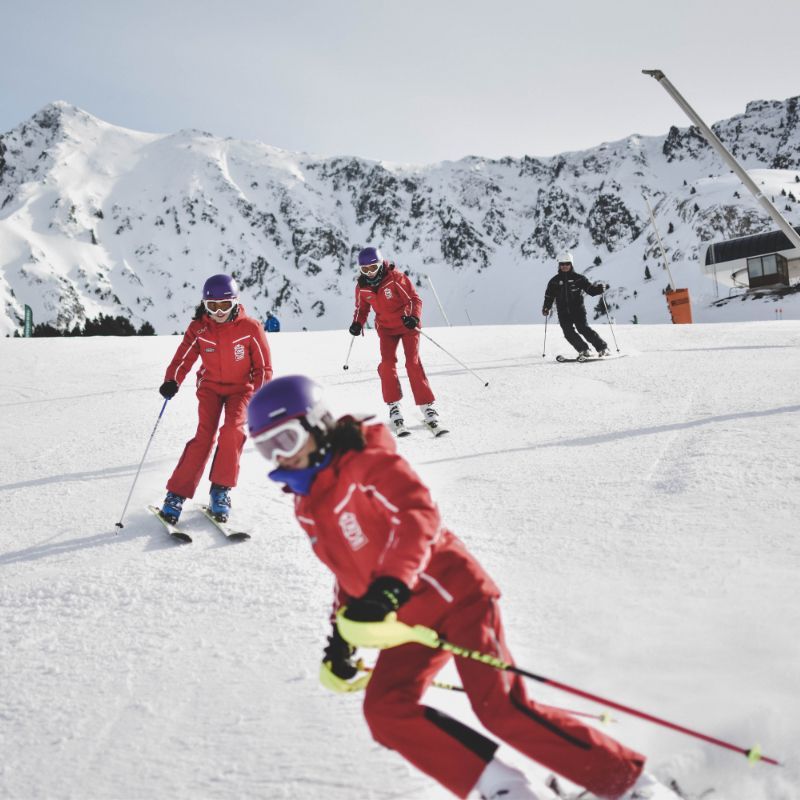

{"left": 202, "top": 274, "right": 239, "bottom": 300}
{"left": 357, "top": 247, "right": 382, "bottom": 268}
{"left": 247, "top": 375, "right": 334, "bottom": 441}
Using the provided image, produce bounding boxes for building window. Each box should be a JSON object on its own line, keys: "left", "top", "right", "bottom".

{"left": 747, "top": 256, "right": 763, "bottom": 279}
{"left": 746, "top": 252, "right": 789, "bottom": 286}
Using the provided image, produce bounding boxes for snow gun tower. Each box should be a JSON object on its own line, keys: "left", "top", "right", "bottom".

{"left": 643, "top": 69, "right": 800, "bottom": 320}
{"left": 644, "top": 194, "right": 692, "bottom": 323}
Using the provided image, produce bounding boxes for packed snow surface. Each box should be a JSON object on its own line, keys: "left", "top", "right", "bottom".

{"left": 1, "top": 321, "right": 798, "bottom": 800}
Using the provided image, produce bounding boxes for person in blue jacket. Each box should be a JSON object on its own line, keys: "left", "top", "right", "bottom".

{"left": 264, "top": 312, "right": 281, "bottom": 333}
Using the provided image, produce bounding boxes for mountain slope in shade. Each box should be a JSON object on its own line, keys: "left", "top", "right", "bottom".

{"left": 1, "top": 98, "right": 800, "bottom": 335}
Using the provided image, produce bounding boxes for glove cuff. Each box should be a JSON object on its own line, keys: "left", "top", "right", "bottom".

{"left": 319, "top": 661, "right": 371, "bottom": 693}
{"left": 370, "top": 576, "right": 410, "bottom": 611}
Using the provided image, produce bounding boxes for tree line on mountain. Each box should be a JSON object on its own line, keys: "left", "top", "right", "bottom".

{"left": 12, "top": 314, "right": 155, "bottom": 337}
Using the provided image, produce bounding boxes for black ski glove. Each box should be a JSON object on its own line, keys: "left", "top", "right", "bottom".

{"left": 322, "top": 625, "right": 358, "bottom": 680}
{"left": 402, "top": 315, "right": 419, "bottom": 330}
{"left": 349, "top": 321, "right": 362, "bottom": 336}
{"left": 344, "top": 577, "right": 411, "bottom": 622}
{"left": 159, "top": 380, "right": 179, "bottom": 399}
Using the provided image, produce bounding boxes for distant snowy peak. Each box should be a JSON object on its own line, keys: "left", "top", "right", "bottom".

{"left": 1, "top": 102, "right": 158, "bottom": 200}
{"left": 1, "top": 95, "right": 799, "bottom": 335}
{"left": 660, "top": 96, "right": 800, "bottom": 168}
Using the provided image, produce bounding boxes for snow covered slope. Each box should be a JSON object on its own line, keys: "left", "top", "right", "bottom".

{"left": 1, "top": 97, "right": 800, "bottom": 336}
{"left": 1, "top": 322, "right": 798, "bottom": 799}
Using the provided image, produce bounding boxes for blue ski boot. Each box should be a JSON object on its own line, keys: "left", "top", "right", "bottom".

{"left": 160, "top": 491, "right": 185, "bottom": 525}
{"left": 209, "top": 484, "right": 232, "bottom": 522}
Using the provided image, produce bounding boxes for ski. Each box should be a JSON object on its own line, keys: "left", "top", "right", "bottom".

{"left": 198, "top": 505, "right": 251, "bottom": 541}
{"left": 556, "top": 354, "right": 627, "bottom": 363}
{"left": 147, "top": 504, "right": 192, "bottom": 543}
{"left": 423, "top": 419, "right": 450, "bottom": 437}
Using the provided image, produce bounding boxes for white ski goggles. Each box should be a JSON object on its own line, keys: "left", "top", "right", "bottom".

{"left": 252, "top": 419, "right": 310, "bottom": 462}
{"left": 360, "top": 261, "right": 381, "bottom": 277}
{"left": 204, "top": 298, "right": 238, "bottom": 313}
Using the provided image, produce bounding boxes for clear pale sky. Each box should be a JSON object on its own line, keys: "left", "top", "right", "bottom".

{"left": 2, "top": 0, "right": 799, "bottom": 164}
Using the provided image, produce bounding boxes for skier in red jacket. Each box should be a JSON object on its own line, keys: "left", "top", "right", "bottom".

{"left": 348, "top": 246, "right": 445, "bottom": 437}
{"left": 245, "top": 375, "right": 677, "bottom": 800}
{"left": 158, "top": 274, "right": 272, "bottom": 524}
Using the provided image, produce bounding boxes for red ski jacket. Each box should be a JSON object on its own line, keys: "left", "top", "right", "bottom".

{"left": 293, "top": 424, "right": 498, "bottom": 611}
{"left": 353, "top": 264, "right": 423, "bottom": 333}
{"left": 164, "top": 306, "right": 273, "bottom": 390}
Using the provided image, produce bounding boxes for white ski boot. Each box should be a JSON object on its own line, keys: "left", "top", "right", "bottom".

{"left": 476, "top": 758, "right": 557, "bottom": 800}
{"left": 388, "top": 403, "right": 410, "bottom": 437}
{"left": 419, "top": 402, "right": 449, "bottom": 437}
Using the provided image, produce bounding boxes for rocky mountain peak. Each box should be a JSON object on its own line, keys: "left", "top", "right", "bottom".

{"left": 1, "top": 95, "right": 799, "bottom": 335}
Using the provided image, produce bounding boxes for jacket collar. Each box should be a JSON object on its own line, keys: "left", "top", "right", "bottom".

{"left": 268, "top": 451, "right": 334, "bottom": 496}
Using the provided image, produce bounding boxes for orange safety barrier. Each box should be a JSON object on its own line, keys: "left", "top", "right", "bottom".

{"left": 665, "top": 288, "right": 692, "bottom": 324}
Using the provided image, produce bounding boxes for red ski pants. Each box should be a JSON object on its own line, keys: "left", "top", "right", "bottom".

{"left": 166, "top": 381, "right": 250, "bottom": 498}
{"left": 377, "top": 327, "right": 435, "bottom": 405}
{"left": 363, "top": 595, "right": 644, "bottom": 799}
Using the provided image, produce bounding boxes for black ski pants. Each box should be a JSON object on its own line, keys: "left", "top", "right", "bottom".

{"left": 557, "top": 307, "right": 607, "bottom": 353}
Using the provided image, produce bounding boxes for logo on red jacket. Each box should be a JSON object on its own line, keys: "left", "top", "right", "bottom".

{"left": 233, "top": 343, "right": 245, "bottom": 361}
{"left": 338, "top": 512, "right": 368, "bottom": 551}
{"left": 383, "top": 287, "right": 393, "bottom": 299}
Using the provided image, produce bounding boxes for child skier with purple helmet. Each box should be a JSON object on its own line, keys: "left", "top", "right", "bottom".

{"left": 244, "top": 375, "right": 681, "bottom": 800}
{"left": 157, "top": 274, "right": 272, "bottom": 524}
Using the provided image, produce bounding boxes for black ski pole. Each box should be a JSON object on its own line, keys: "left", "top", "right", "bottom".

{"left": 418, "top": 330, "right": 489, "bottom": 387}
{"left": 343, "top": 336, "right": 355, "bottom": 371}
{"left": 115, "top": 398, "right": 169, "bottom": 531}
{"left": 601, "top": 293, "right": 620, "bottom": 353}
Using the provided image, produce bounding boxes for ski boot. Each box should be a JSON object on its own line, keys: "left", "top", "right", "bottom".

{"left": 209, "top": 484, "right": 232, "bottom": 523}
{"left": 160, "top": 491, "right": 185, "bottom": 525}
{"left": 597, "top": 348, "right": 610, "bottom": 357}
{"left": 477, "top": 759, "right": 554, "bottom": 800}
{"left": 388, "top": 402, "right": 410, "bottom": 437}
{"left": 420, "top": 403, "right": 449, "bottom": 437}
{"left": 576, "top": 349, "right": 592, "bottom": 362}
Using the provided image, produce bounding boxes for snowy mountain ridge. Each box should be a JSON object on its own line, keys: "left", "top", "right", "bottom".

{"left": 1, "top": 96, "right": 800, "bottom": 335}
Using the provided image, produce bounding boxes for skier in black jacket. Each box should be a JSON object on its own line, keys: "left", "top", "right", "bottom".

{"left": 542, "top": 252, "right": 609, "bottom": 359}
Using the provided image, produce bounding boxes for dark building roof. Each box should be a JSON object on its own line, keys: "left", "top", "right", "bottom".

{"left": 705, "top": 226, "right": 800, "bottom": 265}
